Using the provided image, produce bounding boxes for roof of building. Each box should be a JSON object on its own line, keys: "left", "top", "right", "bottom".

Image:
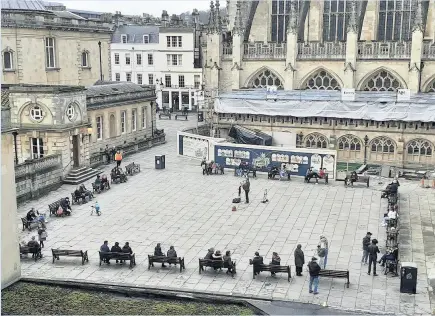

{"left": 86, "top": 82, "right": 153, "bottom": 97}
{"left": 52, "top": 10, "right": 86, "bottom": 20}
{"left": 1, "top": 0, "right": 49, "bottom": 12}
{"left": 67, "top": 8, "right": 105, "bottom": 15}
{"left": 112, "top": 25, "right": 159, "bottom": 43}
{"left": 159, "top": 27, "right": 194, "bottom": 33}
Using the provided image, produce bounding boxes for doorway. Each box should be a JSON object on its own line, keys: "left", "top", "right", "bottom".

{"left": 72, "top": 135, "right": 80, "bottom": 168}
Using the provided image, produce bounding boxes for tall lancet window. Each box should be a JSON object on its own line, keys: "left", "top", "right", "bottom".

{"left": 377, "top": 0, "right": 418, "bottom": 41}
{"left": 271, "top": 0, "right": 301, "bottom": 43}
{"left": 323, "top": 0, "right": 352, "bottom": 41}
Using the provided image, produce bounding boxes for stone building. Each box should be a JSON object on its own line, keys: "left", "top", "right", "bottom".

{"left": 86, "top": 82, "right": 163, "bottom": 166}
{"left": 1, "top": 0, "right": 113, "bottom": 87}
{"left": 205, "top": 0, "right": 435, "bottom": 168}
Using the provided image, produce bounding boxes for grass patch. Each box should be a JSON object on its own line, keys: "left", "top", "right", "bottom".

{"left": 2, "top": 282, "right": 255, "bottom": 315}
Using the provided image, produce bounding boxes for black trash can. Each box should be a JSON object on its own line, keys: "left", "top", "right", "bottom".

{"left": 155, "top": 155, "right": 166, "bottom": 170}
{"left": 400, "top": 262, "right": 417, "bottom": 294}
{"left": 198, "top": 112, "right": 204, "bottom": 122}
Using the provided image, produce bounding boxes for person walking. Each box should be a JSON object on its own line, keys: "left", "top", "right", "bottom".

{"left": 308, "top": 257, "right": 321, "bottom": 294}
{"left": 37, "top": 225, "right": 47, "bottom": 248}
{"left": 294, "top": 244, "right": 305, "bottom": 276}
{"left": 317, "top": 245, "right": 326, "bottom": 268}
{"left": 114, "top": 150, "right": 123, "bottom": 168}
{"left": 318, "top": 235, "right": 329, "bottom": 269}
{"left": 367, "top": 239, "right": 380, "bottom": 276}
{"left": 361, "top": 232, "right": 372, "bottom": 264}
{"left": 242, "top": 178, "right": 250, "bottom": 203}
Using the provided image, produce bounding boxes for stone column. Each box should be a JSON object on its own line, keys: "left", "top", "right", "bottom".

{"left": 178, "top": 90, "right": 182, "bottom": 110}
{"left": 409, "top": 0, "right": 424, "bottom": 93}
{"left": 344, "top": 0, "right": 358, "bottom": 89}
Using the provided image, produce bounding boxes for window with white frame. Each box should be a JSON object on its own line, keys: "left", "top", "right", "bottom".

{"left": 136, "top": 53, "right": 142, "bottom": 65}
{"left": 30, "top": 105, "right": 44, "bottom": 121}
{"left": 166, "top": 36, "right": 171, "bottom": 47}
{"left": 132, "top": 109, "right": 137, "bottom": 131}
{"left": 121, "top": 34, "right": 127, "bottom": 43}
{"left": 143, "top": 35, "right": 149, "bottom": 43}
{"left": 96, "top": 116, "right": 103, "bottom": 140}
{"left": 45, "top": 37, "right": 56, "bottom": 68}
{"left": 178, "top": 75, "right": 185, "bottom": 88}
{"left": 178, "top": 36, "right": 182, "bottom": 47}
{"left": 167, "top": 54, "right": 182, "bottom": 66}
{"left": 147, "top": 53, "right": 153, "bottom": 65}
{"left": 194, "top": 75, "right": 201, "bottom": 89}
{"left": 171, "top": 36, "right": 177, "bottom": 47}
{"left": 125, "top": 53, "right": 131, "bottom": 65}
{"left": 114, "top": 53, "right": 120, "bottom": 64}
{"left": 126, "top": 73, "right": 132, "bottom": 82}
{"left": 304, "top": 133, "right": 328, "bottom": 149}
{"left": 142, "top": 106, "right": 147, "bottom": 128}
{"left": 3, "top": 50, "right": 13, "bottom": 70}
{"left": 137, "top": 74, "right": 142, "bottom": 84}
{"left": 121, "top": 111, "right": 126, "bottom": 133}
{"left": 165, "top": 75, "right": 171, "bottom": 87}
{"left": 115, "top": 73, "right": 120, "bottom": 81}
{"left": 31, "top": 138, "right": 44, "bottom": 159}
{"left": 148, "top": 74, "right": 154, "bottom": 85}
{"left": 81, "top": 51, "right": 89, "bottom": 67}
{"left": 166, "top": 36, "right": 182, "bottom": 47}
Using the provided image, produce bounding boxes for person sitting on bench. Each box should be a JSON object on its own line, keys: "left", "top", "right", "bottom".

{"left": 211, "top": 250, "right": 223, "bottom": 270}
{"left": 167, "top": 245, "right": 178, "bottom": 266}
{"left": 100, "top": 240, "right": 111, "bottom": 264}
{"left": 305, "top": 167, "right": 319, "bottom": 182}
{"left": 111, "top": 242, "right": 122, "bottom": 263}
{"left": 101, "top": 175, "right": 110, "bottom": 189}
{"left": 60, "top": 197, "right": 72, "bottom": 216}
{"left": 319, "top": 168, "right": 326, "bottom": 178}
{"left": 379, "top": 247, "right": 398, "bottom": 266}
{"left": 27, "top": 236, "right": 42, "bottom": 258}
{"left": 26, "top": 208, "right": 37, "bottom": 222}
{"left": 381, "top": 179, "right": 399, "bottom": 198}
{"left": 268, "top": 166, "right": 279, "bottom": 179}
{"left": 94, "top": 175, "right": 103, "bottom": 192}
{"left": 223, "top": 250, "right": 234, "bottom": 275}
{"left": 204, "top": 248, "right": 214, "bottom": 260}
{"left": 270, "top": 252, "right": 281, "bottom": 276}
{"left": 74, "top": 186, "right": 85, "bottom": 202}
{"left": 252, "top": 251, "right": 264, "bottom": 276}
{"left": 154, "top": 243, "right": 166, "bottom": 267}
{"left": 79, "top": 184, "right": 93, "bottom": 201}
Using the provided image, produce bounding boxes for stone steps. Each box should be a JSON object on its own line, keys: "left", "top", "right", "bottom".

{"left": 63, "top": 167, "right": 101, "bottom": 185}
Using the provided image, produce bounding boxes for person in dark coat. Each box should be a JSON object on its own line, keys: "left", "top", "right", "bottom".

{"left": 361, "top": 232, "right": 372, "bottom": 264}
{"left": 223, "top": 250, "right": 234, "bottom": 275}
{"left": 270, "top": 252, "right": 281, "bottom": 276}
{"left": 204, "top": 248, "right": 214, "bottom": 260}
{"left": 100, "top": 240, "right": 110, "bottom": 264}
{"left": 294, "top": 244, "right": 305, "bottom": 276}
{"left": 167, "top": 246, "right": 177, "bottom": 266}
{"left": 252, "top": 251, "right": 264, "bottom": 275}
{"left": 308, "top": 257, "right": 321, "bottom": 294}
{"left": 26, "top": 208, "right": 37, "bottom": 222}
{"left": 367, "top": 239, "right": 380, "bottom": 276}
{"left": 122, "top": 242, "right": 133, "bottom": 254}
{"left": 154, "top": 243, "right": 166, "bottom": 267}
{"left": 242, "top": 178, "right": 250, "bottom": 203}
{"left": 111, "top": 242, "right": 122, "bottom": 263}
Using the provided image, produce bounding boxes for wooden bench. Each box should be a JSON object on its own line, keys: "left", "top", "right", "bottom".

{"left": 159, "top": 111, "right": 171, "bottom": 120}
{"left": 198, "top": 259, "right": 236, "bottom": 277}
{"left": 21, "top": 217, "right": 39, "bottom": 231}
{"left": 305, "top": 173, "right": 329, "bottom": 184}
{"left": 175, "top": 113, "right": 188, "bottom": 120}
{"left": 20, "top": 245, "right": 42, "bottom": 261}
{"left": 148, "top": 255, "right": 185, "bottom": 273}
{"left": 318, "top": 269, "right": 350, "bottom": 288}
{"left": 52, "top": 249, "right": 89, "bottom": 265}
{"left": 92, "top": 181, "right": 110, "bottom": 193}
{"left": 344, "top": 174, "right": 370, "bottom": 187}
{"left": 249, "top": 259, "right": 291, "bottom": 281}
{"left": 48, "top": 199, "right": 67, "bottom": 216}
{"left": 99, "top": 251, "right": 136, "bottom": 268}
{"left": 71, "top": 192, "right": 84, "bottom": 205}
{"left": 125, "top": 162, "right": 141, "bottom": 175}
{"left": 110, "top": 169, "right": 128, "bottom": 184}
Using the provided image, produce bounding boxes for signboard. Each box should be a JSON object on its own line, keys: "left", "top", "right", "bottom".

{"left": 397, "top": 89, "right": 411, "bottom": 101}
{"left": 341, "top": 88, "right": 355, "bottom": 101}
{"left": 266, "top": 86, "right": 278, "bottom": 100}
{"left": 180, "top": 135, "right": 209, "bottom": 160}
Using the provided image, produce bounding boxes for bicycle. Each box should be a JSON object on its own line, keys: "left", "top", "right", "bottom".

{"left": 90, "top": 205, "right": 101, "bottom": 216}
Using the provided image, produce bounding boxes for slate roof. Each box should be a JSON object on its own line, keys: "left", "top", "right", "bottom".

{"left": 86, "top": 82, "right": 149, "bottom": 97}
{"left": 112, "top": 25, "right": 159, "bottom": 44}
{"left": 1, "top": 0, "right": 49, "bottom": 12}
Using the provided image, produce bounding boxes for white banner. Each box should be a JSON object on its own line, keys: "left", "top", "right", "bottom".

{"left": 182, "top": 136, "right": 209, "bottom": 159}
{"left": 341, "top": 88, "right": 355, "bottom": 101}
{"left": 266, "top": 86, "right": 278, "bottom": 100}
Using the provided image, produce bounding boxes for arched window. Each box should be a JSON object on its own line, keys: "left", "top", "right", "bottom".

{"left": 406, "top": 139, "right": 434, "bottom": 165}
{"left": 304, "top": 133, "right": 328, "bottom": 149}
{"left": 377, "top": 0, "right": 419, "bottom": 41}
{"left": 249, "top": 68, "right": 283, "bottom": 89}
{"left": 303, "top": 70, "right": 340, "bottom": 90}
{"left": 427, "top": 79, "right": 435, "bottom": 93}
{"left": 2, "top": 49, "right": 13, "bottom": 70}
{"left": 369, "top": 136, "right": 395, "bottom": 162}
{"left": 81, "top": 51, "right": 89, "bottom": 67}
{"left": 337, "top": 135, "right": 363, "bottom": 161}
{"left": 362, "top": 70, "right": 402, "bottom": 92}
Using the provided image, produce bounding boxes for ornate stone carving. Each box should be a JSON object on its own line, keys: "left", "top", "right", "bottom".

{"left": 287, "top": 0, "right": 298, "bottom": 35}
{"left": 284, "top": 63, "right": 296, "bottom": 72}
{"left": 207, "top": 1, "right": 217, "bottom": 34}
{"left": 412, "top": 0, "right": 424, "bottom": 33}
{"left": 344, "top": 62, "right": 356, "bottom": 73}
{"left": 233, "top": 1, "right": 244, "bottom": 36}
{"left": 231, "top": 62, "right": 242, "bottom": 71}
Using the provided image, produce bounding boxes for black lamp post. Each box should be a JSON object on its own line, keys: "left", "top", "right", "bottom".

{"left": 12, "top": 131, "right": 18, "bottom": 164}
{"left": 98, "top": 41, "right": 103, "bottom": 81}
{"left": 363, "top": 135, "right": 369, "bottom": 164}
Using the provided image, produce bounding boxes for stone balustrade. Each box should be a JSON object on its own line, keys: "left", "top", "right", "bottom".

{"left": 357, "top": 41, "right": 411, "bottom": 59}
{"left": 15, "top": 154, "right": 62, "bottom": 179}
{"left": 422, "top": 41, "right": 435, "bottom": 60}
{"left": 297, "top": 41, "right": 346, "bottom": 60}
{"left": 243, "top": 42, "right": 286, "bottom": 60}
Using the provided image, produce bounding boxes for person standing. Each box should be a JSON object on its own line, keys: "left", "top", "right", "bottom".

{"left": 104, "top": 145, "right": 111, "bottom": 163}
{"left": 308, "top": 257, "right": 321, "bottom": 294}
{"left": 367, "top": 239, "right": 380, "bottom": 276}
{"left": 361, "top": 232, "right": 372, "bottom": 264}
{"left": 37, "top": 225, "right": 47, "bottom": 248}
{"left": 294, "top": 244, "right": 305, "bottom": 276}
{"left": 242, "top": 178, "right": 250, "bottom": 203}
{"left": 114, "top": 150, "right": 123, "bottom": 168}
{"left": 318, "top": 235, "right": 329, "bottom": 269}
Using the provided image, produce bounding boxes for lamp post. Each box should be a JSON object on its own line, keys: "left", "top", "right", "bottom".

{"left": 98, "top": 41, "right": 103, "bottom": 81}
{"left": 12, "top": 131, "right": 18, "bottom": 164}
{"left": 364, "top": 135, "right": 369, "bottom": 165}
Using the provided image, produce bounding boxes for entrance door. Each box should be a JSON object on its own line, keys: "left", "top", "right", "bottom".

{"left": 72, "top": 135, "right": 80, "bottom": 167}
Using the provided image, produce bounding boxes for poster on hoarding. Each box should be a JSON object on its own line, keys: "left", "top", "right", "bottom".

{"left": 182, "top": 136, "right": 208, "bottom": 159}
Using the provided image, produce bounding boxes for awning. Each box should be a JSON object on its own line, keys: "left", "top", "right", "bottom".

{"left": 229, "top": 125, "right": 272, "bottom": 146}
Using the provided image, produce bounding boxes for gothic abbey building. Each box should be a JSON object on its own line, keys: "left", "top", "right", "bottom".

{"left": 204, "top": 0, "right": 435, "bottom": 168}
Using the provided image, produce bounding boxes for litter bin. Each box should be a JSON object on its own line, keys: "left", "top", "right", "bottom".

{"left": 155, "top": 155, "right": 166, "bottom": 170}
{"left": 198, "top": 112, "right": 204, "bottom": 122}
{"left": 400, "top": 262, "right": 417, "bottom": 294}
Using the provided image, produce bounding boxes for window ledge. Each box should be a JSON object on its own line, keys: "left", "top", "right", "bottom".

{"left": 46, "top": 67, "right": 61, "bottom": 72}
{"left": 3, "top": 69, "right": 16, "bottom": 73}
{"left": 81, "top": 66, "right": 92, "bottom": 70}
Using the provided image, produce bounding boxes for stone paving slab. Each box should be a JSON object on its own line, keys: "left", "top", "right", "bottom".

{"left": 16, "top": 118, "right": 434, "bottom": 315}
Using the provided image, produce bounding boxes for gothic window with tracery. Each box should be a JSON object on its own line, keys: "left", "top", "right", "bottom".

{"left": 304, "top": 133, "right": 328, "bottom": 149}
{"left": 406, "top": 139, "right": 434, "bottom": 165}
{"left": 377, "top": 0, "right": 417, "bottom": 41}
{"left": 370, "top": 136, "right": 395, "bottom": 161}
{"left": 362, "top": 70, "right": 402, "bottom": 91}
{"left": 249, "top": 69, "right": 283, "bottom": 89}
{"left": 304, "top": 70, "right": 340, "bottom": 90}
{"left": 323, "top": 0, "right": 352, "bottom": 41}
{"left": 337, "top": 134, "right": 363, "bottom": 160}
{"left": 427, "top": 79, "right": 435, "bottom": 93}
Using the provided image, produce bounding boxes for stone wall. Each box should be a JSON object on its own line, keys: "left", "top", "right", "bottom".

{"left": 15, "top": 154, "right": 63, "bottom": 204}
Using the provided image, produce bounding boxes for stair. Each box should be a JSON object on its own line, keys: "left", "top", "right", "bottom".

{"left": 63, "top": 167, "right": 101, "bottom": 185}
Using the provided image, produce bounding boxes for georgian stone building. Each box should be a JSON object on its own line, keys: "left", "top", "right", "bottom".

{"left": 1, "top": 0, "right": 112, "bottom": 87}
{"left": 205, "top": 0, "right": 435, "bottom": 168}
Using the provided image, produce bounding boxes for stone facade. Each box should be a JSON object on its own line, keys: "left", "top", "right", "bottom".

{"left": 1, "top": 2, "right": 112, "bottom": 87}
{"left": 1, "top": 133, "right": 21, "bottom": 288}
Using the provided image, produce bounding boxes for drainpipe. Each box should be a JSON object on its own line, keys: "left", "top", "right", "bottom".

{"left": 12, "top": 131, "right": 18, "bottom": 164}
{"left": 98, "top": 41, "right": 103, "bottom": 81}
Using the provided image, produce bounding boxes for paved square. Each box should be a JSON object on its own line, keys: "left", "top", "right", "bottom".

{"left": 17, "top": 118, "right": 434, "bottom": 315}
